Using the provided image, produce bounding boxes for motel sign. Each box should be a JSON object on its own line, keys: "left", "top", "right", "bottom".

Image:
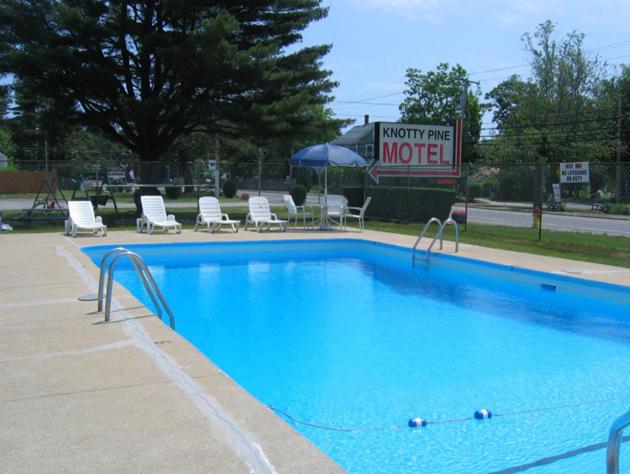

{"left": 372, "top": 121, "right": 462, "bottom": 181}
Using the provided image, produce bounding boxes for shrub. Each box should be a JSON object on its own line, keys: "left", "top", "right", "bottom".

{"left": 222, "top": 179, "right": 237, "bottom": 198}
{"left": 342, "top": 187, "right": 364, "bottom": 207}
{"left": 293, "top": 167, "right": 314, "bottom": 191}
{"left": 498, "top": 167, "right": 535, "bottom": 201}
{"left": 164, "top": 186, "right": 182, "bottom": 199}
{"left": 240, "top": 192, "right": 250, "bottom": 201}
{"left": 343, "top": 186, "right": 455, "bottom": 222}
{"left": 290, "top": 184, "right": 307, "bottom": 206}
{"left": 468, "top": 182, "right": 482, "bottom": 199}
{"left": 482, "top": 177, "right": 499, "bottom": 199}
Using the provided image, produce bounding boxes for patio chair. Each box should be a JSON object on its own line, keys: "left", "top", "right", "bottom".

{"left": 325, "top": 195, "right": 348, "bottom": 229}
{"left": 245, "top": 196, "right": 287, "bottom": 232}
{"left": 195, "top": 196, "right": 239, "bottom": 233}
{"left": 343, "top": 197, "right": 372, "bottom": 232}
{"left": 283, "top": 194, "right": 317, "bottom": 229}
{"left": 138, "top": 195, "right": 182, "bottom": 234}
{"left": 64, "top": 200, "right": 107, "bottom": 237}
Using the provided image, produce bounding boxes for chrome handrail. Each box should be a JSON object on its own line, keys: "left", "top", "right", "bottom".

{"left": 97, "top": 247, "right": 175, "bottom": 329}
{"left": 97, "top": 247, "right": 128, "bottom": 311}
{"left": 412, "top": 217, "right": 442, "bottom": 266}
{"left": 607, "top": 410, "right": 630, "bottom": 473}
{"left": 426, "top": 218, "right": 459, "bottom": 263}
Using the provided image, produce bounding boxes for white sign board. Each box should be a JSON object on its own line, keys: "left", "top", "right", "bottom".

{"left": 375, "top": 121, "right": 461, "bottom": 177}
{"left": 560, "top": 162, "right": 590, "bottom": 184}
{"left": 552, "top": 183, "right": 561, "bottom": 202}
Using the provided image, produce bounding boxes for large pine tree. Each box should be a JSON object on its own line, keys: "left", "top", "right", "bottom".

{"left": 0, "top": 1, "right": 336, "bottom": 176}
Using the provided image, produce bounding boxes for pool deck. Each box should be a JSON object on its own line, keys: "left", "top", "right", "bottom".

{"left": 1, "top": 228, "right": 628, "bottom": 473}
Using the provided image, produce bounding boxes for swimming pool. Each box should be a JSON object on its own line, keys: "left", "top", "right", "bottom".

{"left": 83, "top": 239, "right": 630, "bottom": 473}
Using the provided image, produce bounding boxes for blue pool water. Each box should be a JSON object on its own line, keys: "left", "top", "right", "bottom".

{"left": 83, "top": 239, "right": 630, "bottom": 473}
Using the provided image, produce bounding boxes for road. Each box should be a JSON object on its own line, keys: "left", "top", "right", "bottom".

{"left": 456, "top": 206, "right": 630, "bottom": 237}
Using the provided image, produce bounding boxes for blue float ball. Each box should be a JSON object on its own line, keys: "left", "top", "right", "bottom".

{"left": 408, "top": 417, "right": 427, "bottom": 428}
{"left": 474, "top": 409, "right": 492, "bottom": 420}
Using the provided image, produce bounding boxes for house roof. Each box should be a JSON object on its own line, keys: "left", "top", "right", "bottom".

{"left": 331, "top": 123, "right": 374, "bottom": 147}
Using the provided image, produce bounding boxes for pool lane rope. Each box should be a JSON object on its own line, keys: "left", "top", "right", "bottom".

{"left": 267, "top": 395, "right": 630, "bottom": 433}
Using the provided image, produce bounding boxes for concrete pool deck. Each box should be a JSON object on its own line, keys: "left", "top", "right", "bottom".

{"left": 1, "top": 228, "right": 629, "bottom": 473}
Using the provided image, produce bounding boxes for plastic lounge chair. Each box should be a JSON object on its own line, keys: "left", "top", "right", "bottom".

{"left": 138, "top": 195, "right": 182, "bottom": 234}
{"left": 325, "top": 195, "right": 348, "bottom": 229}
{"left": 283, "top": 194, "right": 316, "bottom": 229}
{"left": 195, "top": 196, "right": 239, "bottom": 233}
{"left": 64, "top": 200, "right": 107, "bottom": 237}
{"left": 343, "top": 197, "right": 372, "bottom": 232}
{"left": 244, "top": 197, "right": 287, "bottom": 232}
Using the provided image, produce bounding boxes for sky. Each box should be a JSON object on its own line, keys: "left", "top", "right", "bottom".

{"left": 299, "top": 0, "right": 630, "bottom": 131}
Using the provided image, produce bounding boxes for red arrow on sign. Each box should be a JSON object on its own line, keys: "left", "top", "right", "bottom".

{"left": 367, "top": 165, "right": 379, "bottom": 184}
{"left": 367, "top": 166, "right": 460, "bottom": 185}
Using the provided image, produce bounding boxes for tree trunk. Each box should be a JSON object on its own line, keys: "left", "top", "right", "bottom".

{"left": 134, "top": 153, "right": 163, "bottom": 216}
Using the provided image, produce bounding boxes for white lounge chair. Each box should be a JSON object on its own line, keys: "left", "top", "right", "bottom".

{"left": 138, "top": 195, "right": 182, "bottom": 234}
{"left": 343, "top": 197, "right": 372, "bottom": 232}
{"left": 195, "top": 196, "right": 239, "bottom": 233}
{"left": 64, "top": 200, "right": 107, "bottom": 237}
{"left": 245, "top": 197, "right": 287, "bottom": 232}
{"left": 325, "top": 195, "right": 348, "bottom": 229}
{"left": 283, "top": 194, "right": 317, "bottom": 229}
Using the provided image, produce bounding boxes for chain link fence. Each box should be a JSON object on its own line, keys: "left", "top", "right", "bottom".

{"left": 1, "top": 158, "right": 629, "bottom": 232}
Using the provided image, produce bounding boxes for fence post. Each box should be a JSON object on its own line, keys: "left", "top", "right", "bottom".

{"left": 464, "top": 163, "right": 470, "bottom": 232}
{"left": 537, "top": 164, "right": 544, "bottom": 241}
{"left": 214, "top": 132, "right": 220, "bottom": 198}
{"left": 258, "top": 151, "right": 262, "bottom": 197}
{"left": 406, "top": 165, "right": 411, "bottom": 223}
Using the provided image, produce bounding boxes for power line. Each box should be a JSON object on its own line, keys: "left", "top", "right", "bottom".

{"left": 480, "top": 114, "right": 630, "bottom": 132}
{"left": 469, "top": 38, "right": 630, "bottom": 77}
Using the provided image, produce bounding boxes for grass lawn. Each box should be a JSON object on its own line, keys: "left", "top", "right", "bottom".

{"left": 366, "top": 220, "right": 630, "bottom": 269}
{"left": 3, "top": 206, "right": 629, "bottom": 269}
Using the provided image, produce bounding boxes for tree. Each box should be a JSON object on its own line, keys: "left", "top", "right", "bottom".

{"left": 484, "top": 21, "right": 611, "bottom": 165}
{"left": 399, "top": 63, "right": 483, "bottom": 162}
{"left": 0, "top": 1, "right": 337, "bottom": 181}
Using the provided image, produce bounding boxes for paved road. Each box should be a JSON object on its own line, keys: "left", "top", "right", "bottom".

{"left": 456, "top": 207, "right": 630, "bottom": 237}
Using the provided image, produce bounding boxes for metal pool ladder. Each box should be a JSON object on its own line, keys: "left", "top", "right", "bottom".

{"left": 96, "top": 247, "right": 175, "bottom": 329}
{"left": 412, "top": 217, "right": 459, "bottom": 265}
{"left": 412, "top": 217, "right": 442, "bottom": 266}
{"left": 607, "top": 410, "right": 630, "bottom": 473}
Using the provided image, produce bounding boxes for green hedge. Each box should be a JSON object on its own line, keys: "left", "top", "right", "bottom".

{"left": 343, "top": 186, "right": 455, "bottom": 222}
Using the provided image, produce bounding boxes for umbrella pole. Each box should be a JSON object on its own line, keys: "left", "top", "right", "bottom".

{"left": 320, "top": 166, "right": 332, "bottom": 231}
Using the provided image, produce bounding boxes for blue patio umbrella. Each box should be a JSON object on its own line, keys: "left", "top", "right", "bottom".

{"left": 289, "top": 143, "right": 367, "bottom": 168}
{"left": 289, "top": 144, "right": 367, "bottom": 229}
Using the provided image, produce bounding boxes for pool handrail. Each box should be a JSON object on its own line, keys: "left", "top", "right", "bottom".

{"left": 607, "top": 409, "right": 630, "bottom": 473}
{"left": 97, "top": 247, "right": 175, "bottom": 330}
{"left": 97, "top": 247, "right": 128, "bottom": 312}
{"left": 426, "top": 218, "right": 459, "bottom": 263}
{"left": 412, "top": 217, "right": 442, "bottom": 266}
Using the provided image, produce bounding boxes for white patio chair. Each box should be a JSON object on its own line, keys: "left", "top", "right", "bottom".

{"left": 138, "top": 195, "right": 182, "bottom": 234}
{"left": 64, "top": 200, "right": 107, "bottom": 237}
{"left": 325, "top": 195, "right": 348, "bottom": 229}
{"left": 283, "top": 194, "right": 317, "bottom": 229}
{"left": 245, "top": 196, "right": 287, "bottom": 232}
{"left": 343, "top": 197, "right": 372, "bottom": 232}
{"left": 195, "top": 196, "right": 239, "bottom": 233}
